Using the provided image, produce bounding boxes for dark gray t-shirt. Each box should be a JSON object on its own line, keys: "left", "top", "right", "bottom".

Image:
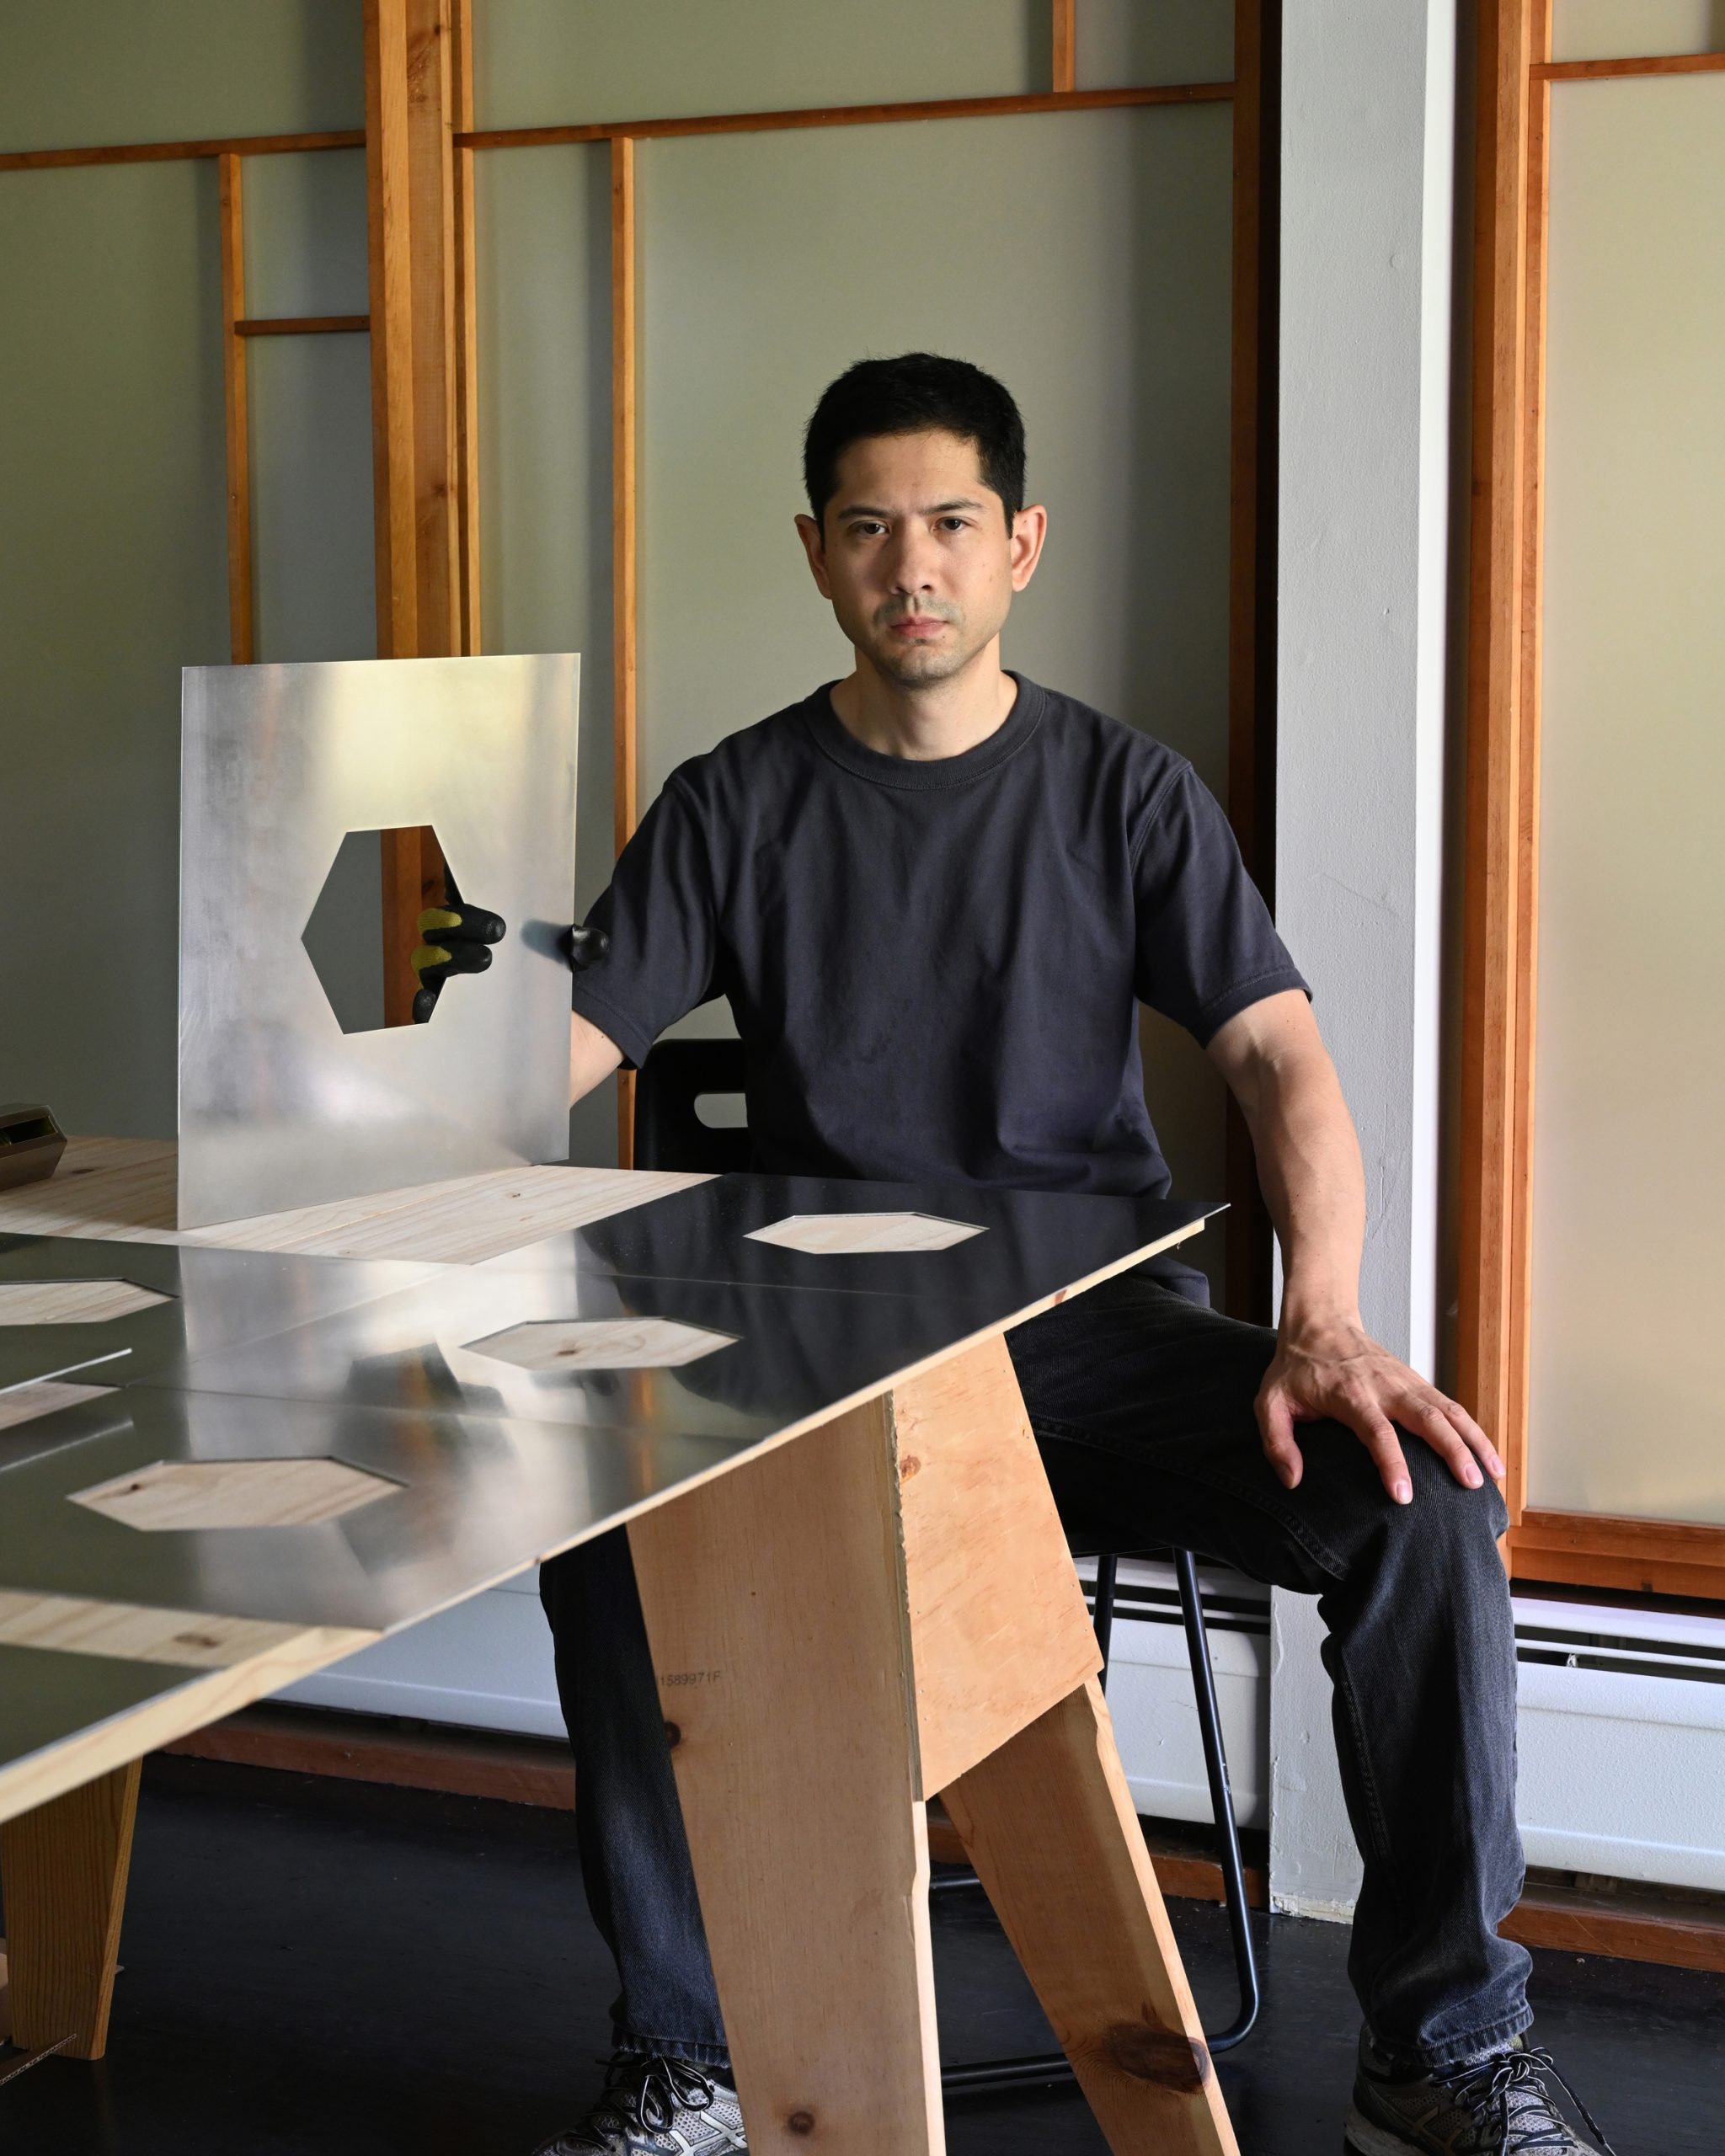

{"left": 571, "top": 676, "right": 1307, "bottom": 1198}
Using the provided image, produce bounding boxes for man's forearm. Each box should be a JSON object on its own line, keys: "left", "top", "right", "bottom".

{"left": 570, "top": 1011, "right": 624, "bottom": 1107}
{"left": 1208, "top": 992, "right": 1365, "bottom": 1336}
{"left": 1239, "top": 1050, "right": 1366, "bottom": 1337}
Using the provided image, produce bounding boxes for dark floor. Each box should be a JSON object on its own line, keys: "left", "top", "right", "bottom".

{"left": 2, "top": 1758, "right": 1720, "bottom": 2154}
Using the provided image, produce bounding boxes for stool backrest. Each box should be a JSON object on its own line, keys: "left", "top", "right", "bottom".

{"left": 633, "top": 1037, "right": 752, "bottom": 1175}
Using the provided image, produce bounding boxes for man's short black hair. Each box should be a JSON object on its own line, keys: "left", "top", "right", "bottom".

{"left": 803, "top": 353, "right": 1026, "bottom": 528}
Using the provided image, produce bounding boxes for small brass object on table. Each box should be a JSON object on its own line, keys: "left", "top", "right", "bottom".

{"left": 0, "top": 1106, "right": 67, "bottom": 1192}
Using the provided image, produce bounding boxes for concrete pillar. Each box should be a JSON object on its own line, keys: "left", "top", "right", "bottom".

{"left": 1268, "top": 0, "right": 1460, "bottom": 1919}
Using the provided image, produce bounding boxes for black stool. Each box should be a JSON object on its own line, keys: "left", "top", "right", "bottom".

{"left": 633, "top": 1038, "right": 1261, "bottom": 2090}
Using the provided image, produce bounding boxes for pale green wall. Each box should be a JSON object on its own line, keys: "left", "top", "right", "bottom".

{"left": 1, "top": 8, "right": 370, "bottom": 1137}
{"left": 0, "top": 159, "right": 228, "bottom": 1136}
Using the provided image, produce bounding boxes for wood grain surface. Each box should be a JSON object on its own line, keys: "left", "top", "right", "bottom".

{"left": 943, "top": 1681, "right": 1238, "bottom": 2155}
{"left": 0, "top": 1136, "right": 708, "bottom": 1262}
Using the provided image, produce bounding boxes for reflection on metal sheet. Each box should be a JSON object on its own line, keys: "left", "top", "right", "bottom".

{"left": 177, "top": 654, "right": 579, "bottom": 1228}
{"left": 0, "top": 1639, "right": 203, "bottom": 1779}
{"left": 139, "top": 1267, "right": 1013, "bottom": 1438}
{"left": 483, "top": 1171, "right": 1220, "bottom": 1315}
{"left": 0, "top": 1386, "right": 750, "bottom": 1636}
{"left": 0, "top": 1234, "right": 438, "bottom": 1405}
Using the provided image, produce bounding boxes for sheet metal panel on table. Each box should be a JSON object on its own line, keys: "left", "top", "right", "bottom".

{"left": 483, "top": 1171, "right": 1220, "bottom": 1306}
{"left": 0, "top": 1234, "right": 438, "bottom": 1398}
{"left": 0, "top": 1179, "right": 1214, "bottom": 1796}
{"left": 176, "top": 654, "right": 578, "bottom": 1229}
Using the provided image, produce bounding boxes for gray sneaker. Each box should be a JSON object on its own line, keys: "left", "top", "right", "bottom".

{"left": 1345, "top": 2031, "right": 1616, "bottom": 2154}
{"left": 534, "top": 2052, "right": 747, "bottom": 2154}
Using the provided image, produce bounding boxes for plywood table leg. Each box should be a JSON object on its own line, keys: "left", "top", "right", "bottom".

{"left": 0, "top": 1759, "right": 142, "bottom": 2059}
{"left": 628, "top": 1396, "right": 944, "bottom": 2154}
{"left": 942, "top": 1679, "right": 1238, "bottom": 2156}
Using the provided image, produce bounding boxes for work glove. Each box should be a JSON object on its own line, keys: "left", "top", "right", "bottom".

{"left": 410, "top": 869, "right": 506, "bottom": 1024}
{"left": 562, "top": 921, "right": 610, "bottom": 974}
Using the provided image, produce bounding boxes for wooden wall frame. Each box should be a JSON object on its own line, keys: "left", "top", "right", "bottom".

{"left": 1457, "top": 7, "right": 1725, "bottom": 1600}
{"left": 7, "top": 3, "right": 1282, "bottom": 1301}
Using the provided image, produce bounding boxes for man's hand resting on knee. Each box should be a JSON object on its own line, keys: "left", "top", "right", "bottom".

{"left": 1209, "top": 990, "right": 1504, "bottom": 1507}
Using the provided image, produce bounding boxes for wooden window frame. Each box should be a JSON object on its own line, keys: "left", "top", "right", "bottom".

{"left": 1458, "top": 3, "right": 1725, "bottom": 1601}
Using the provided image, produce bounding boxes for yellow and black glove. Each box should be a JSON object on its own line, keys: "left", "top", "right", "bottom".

{"left": 410, "top": 873, "right": 507, "bottom": 1024}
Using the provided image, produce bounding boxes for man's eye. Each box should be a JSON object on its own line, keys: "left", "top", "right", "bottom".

{"left": 850, "top": 521, "right": 886, "bottom": 537}
{"left": 937, "top": 517, "right": 969, "bottom": 532}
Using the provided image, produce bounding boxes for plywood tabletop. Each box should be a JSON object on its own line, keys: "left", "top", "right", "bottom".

{"left": 0, "top": 1137, "right": 712, "bottom": 1267}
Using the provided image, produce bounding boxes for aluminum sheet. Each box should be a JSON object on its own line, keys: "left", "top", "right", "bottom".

{"left": 0, "top": 1640, "right": 205, "bottom": 1782}
{"left": 0, "top": 1235, "right": 438, "bottom": 1403}
{"left": 483, "top": 1173, "right": 1220, "bottom": 1313}
{"left": 0, "top": 1386, "right": 752, "bottom": 1637}
{"left": 178, "top": 654, "right": 579, "bottom": 1229}
{"left": 137, "top": 1265, "right": 1071, "bottom": 1438}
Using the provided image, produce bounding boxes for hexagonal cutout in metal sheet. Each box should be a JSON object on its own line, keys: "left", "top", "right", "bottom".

{"left": 301, "top": 825, "right": 475, "bottom": 1034}
{"left": 69, "top": 1456, "right": 400, "bottom": 1532}
{"left": 745, "top": 1213, "right": 985, "bottom": 1257}
{"left": 464, "top": 1317, "right": 737, "bottom": 1373}
{"left": 0, "top": 1279, "right": 174, "bottom": 1326}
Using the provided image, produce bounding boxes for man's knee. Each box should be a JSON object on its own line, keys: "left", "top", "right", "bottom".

{"left": 1389, "top": 1436, "right": 1509, "bottom": 1558}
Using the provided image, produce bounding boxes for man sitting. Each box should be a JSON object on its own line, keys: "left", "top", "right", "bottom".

{"left": 425, "top": 353, "right": 1611, "bottom": 2156}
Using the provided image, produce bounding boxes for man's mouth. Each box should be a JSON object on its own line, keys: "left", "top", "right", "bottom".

{"left": 886, "top": 615, "right": 947, "bottom": 638}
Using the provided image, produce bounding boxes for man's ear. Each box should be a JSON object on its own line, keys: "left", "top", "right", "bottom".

{"left": 1009, "top": 503, "right": 1049, "bottom": 593}
{"left": 793, "top": 511, "right": 834, "bottom": 600}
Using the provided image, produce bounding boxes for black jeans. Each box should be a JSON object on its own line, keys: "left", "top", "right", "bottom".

{"left": 538, "top": 1274, "right": 1530, "bottom": 2075}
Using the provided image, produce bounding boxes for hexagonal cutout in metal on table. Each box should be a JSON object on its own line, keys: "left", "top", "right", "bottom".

{"left": 744, "top": 1213, "right": 985, "bottom": 1257}
{"left": 69, "top": 1456, "right": 401, "bottom": 1532}
{"left": 0, "top": 1279, "right": 174, "bottom": 1325}
{"left": 464, "top": 1317, "right": 738, "bottom": 1373}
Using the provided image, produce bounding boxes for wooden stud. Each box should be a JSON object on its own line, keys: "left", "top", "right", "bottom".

{"left": 457, "top": 83, "right": 1232, "bottom": 154}
{"left": 943, "top": 1683, "right": 1238, "bottom": 2156}
{"left": 379, "top": 821, "right": 446, "bottom": 1029}
{"left": 628, "top": 1390, "right": 945, "bottom": 2153}
{"left": 217, "top": 152, "right": 254, "bottom": 665}
{"left": 1509, "top": 1509, "right": 1725, "bottom": 1602}
{"left": 1534, "top": 51, "right": 1725, "bottom": 82}
{"left": 365, "top": 0, "right": 420, "bottom": 662}
{"left": 0, "top": 131, "right": 364, "bottom": 174}
{"left": 0, "top": 1764, "right": 140, "bottom": 2057}
{"left": 629, "top": 1340, "right": 1236, "bottom": 2152}
{"left": 889, "top": 1335, "right": 1099, "bottom": 1797}
{"left": 452, "top": 0, "right": 483, "bottom": 654}
{"left": 1456, "top": 0, "right": 1538, "bottom": 1492}
{"left": 233, "top": 313, "right": 371, "bottom": 336}
{"left": 1052, "top": 0, "right": 1078, "bottom": 93}
{"left": 404, "top": 0, "right": 462, "bottom": 659}
{"left": 1505, "top": 12, "right": 1551, "bottom": 1520}
{"left": 1224, "top": 0, "right": 1277, "bottom": 1323}
{"left": 611, "top": 134, "right": 640, "bottom": 1169}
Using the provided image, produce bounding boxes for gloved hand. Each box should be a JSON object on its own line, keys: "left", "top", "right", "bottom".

{"left": 410, "top": 873, "right": 506, "bottom": 1024}
{"left": 563, "top": 921, "right": 610, "bottom": 973}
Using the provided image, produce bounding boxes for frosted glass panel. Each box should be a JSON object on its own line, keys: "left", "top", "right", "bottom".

{"left": 1551, "top": 2, "right": 1725, "bottom": 61}
{"left": 1527, "top": 77, "right": 1725, "bottom": 1524}
{"left": 473, "top": 0, "right": 1044, "bottom": 128}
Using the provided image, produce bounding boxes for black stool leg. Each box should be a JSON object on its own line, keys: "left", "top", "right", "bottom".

{"left": 1091, "top": 1550, "right": 1118, "bottom": 1690}
{"left": 1173, "top": 1548, "right": 1260, "bottom": 2052}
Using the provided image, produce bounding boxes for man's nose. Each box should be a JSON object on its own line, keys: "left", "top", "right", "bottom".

{"left": 884, "top": 527, "right": 938, "bottom": 591}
